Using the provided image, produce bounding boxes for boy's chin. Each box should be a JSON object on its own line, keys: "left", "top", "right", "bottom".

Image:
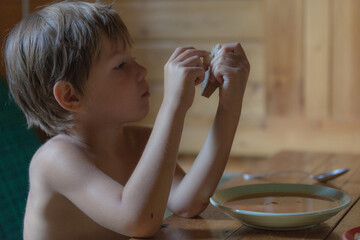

{"left": 140, "top": 108, "right": 150, "bottom": 121}
{"left": 132, "top": 107, "right": 150, "bottom": 122}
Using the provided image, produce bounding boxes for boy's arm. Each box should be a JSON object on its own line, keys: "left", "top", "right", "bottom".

{"left": 168, "top": 43, "right": 250, "bottom": 217}
{"left": 41, "top": 47, "right": 209, "bottom": 237}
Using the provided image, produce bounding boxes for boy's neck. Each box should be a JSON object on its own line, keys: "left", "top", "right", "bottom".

{"left": 69, "top": 122, "right": 127, "bottom": 159}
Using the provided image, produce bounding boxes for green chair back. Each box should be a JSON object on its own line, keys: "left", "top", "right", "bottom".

{"left": 0, "top": 78, "right": 41, "bottom": 239}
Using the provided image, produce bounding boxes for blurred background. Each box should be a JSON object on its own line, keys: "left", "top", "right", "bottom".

{"left": 1, "top": 0, "right": 360, "bottom": 159}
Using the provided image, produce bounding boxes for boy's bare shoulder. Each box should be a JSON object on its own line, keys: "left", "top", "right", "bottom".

{"left": 29, "top": 135, "right": 92, "bottom": 187}
{"left": 32, "top": 134, "right": 90, "bottom": 163}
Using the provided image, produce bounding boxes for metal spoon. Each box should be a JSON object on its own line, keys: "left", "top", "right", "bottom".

{"left": 242, "top": 168, "right": 350, "bottom": 182}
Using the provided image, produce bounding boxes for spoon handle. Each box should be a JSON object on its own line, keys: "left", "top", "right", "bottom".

{"left": 242, "top": 170, "right": 312, "bottom": 180}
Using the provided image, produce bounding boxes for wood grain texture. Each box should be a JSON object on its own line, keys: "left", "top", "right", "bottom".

{"left": 304, "top": 0, "right": 330, "bottom": 119}
{"left": 3, "top": 0, "right": 359, "bottom": 156}
{"left": 331, "top": 0, "right": 360, "bottom": 120}
{"left": 0, "top": 1, "right": 22, "bottom": 79}
{"left": 112, "top": 0, "right": 263, "bottom": 41}
{"left": 0, "top": 0, "right": 55, "bottom": 79}
{"left": 120, "top": 0, "right": 360, "bottom": 156}
{"left": 147, "top": 151, "right": 360, "bottom": 240}
{"left": 327, "top": 199, "right": 360, "bottom": 239}
{"left": 265, "top": 0, "right": 304, "bottom": 116}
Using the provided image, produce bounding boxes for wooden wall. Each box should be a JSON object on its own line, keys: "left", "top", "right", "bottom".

{"left": 1, "top": 0, "right": 359, "bottom": 157}
{"left": 0, "top": 1, "right": 22, "bottom": 78}
{"left": 0, "top": 0, "right": 53, "bottom": 79}
{"left": 111, "top": 0, "right": 360, "bottom": 157}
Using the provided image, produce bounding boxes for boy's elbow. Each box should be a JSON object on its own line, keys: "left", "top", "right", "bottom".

{"left": 172, "top": 201, "right": 209, "bottom": 218}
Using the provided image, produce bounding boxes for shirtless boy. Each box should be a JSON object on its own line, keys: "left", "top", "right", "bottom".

{"left": 4, "top": 1, "right": 249, "bottom": 239}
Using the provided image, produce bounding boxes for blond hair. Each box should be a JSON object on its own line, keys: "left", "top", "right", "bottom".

{"left": 4, "top": 1, "right": 132, "bottom": 136}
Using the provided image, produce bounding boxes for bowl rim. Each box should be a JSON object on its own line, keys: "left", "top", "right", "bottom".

{"left": 210, "top": 183, "right": 351, "bottom": 217}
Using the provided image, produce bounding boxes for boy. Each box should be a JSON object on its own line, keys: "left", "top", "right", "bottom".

{"left": 4, "top": 1, "right": 249, "bottom": 239}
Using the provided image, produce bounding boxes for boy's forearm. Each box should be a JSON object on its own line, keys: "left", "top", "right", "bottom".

{"left": 205, "top": 104, "right": 241, "bottom": 159}
{"left": 120, "top": 103, "right": 186, "bottom": 229}
{"left": 119, "top": 45, "right": 208, "bottom": 231}
{"left": 196, "top": 105, "right": 240, "bottom": 164}
{"left": 168, "top": 105, "right": 241, "bottom": 217}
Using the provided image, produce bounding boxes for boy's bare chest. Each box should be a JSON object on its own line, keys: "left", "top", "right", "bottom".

{"left": 97, "top": 133, "right": 145, "bottom": 185}
{"left": 96, "top": 130, "right": 148, "bottom": 185}
{"left": 96, "top": 149, "right": 142, "bottom": 185}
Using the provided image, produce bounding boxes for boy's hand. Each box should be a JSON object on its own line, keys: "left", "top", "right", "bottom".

{"left": 209, "top": 43, "right": 250, "bottom": 114}
{"left": 164, "top": 47, "right": 209, "bottom": 112}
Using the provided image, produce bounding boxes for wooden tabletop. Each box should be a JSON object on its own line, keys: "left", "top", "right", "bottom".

{"left": 151, "top": 150, "right": 360, "bottom": 239}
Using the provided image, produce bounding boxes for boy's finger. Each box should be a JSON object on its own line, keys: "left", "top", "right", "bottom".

{"left": 194, "top": 76, "right": 204, "bottom": 86}
{"left": 178, "top": 49, "right": 210, "bottom": 62}
{"left": 181, "top": 55, "right": 203, "bottom": 67}
{"left": 221, "top": 42, "right": 246, "bottom": 57}
{"left": 168, "top": 46, "right": 195, "bottom": 61}
{"left": 211, "top": 64, "right": 225, "bottom": 84}
{"left": 190, "top": 67, "right": 206, "bottom": 85}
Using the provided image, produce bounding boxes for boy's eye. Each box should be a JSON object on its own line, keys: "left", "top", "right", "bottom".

{"left": 114, "top": 62, "right": 125, "bottom": 70}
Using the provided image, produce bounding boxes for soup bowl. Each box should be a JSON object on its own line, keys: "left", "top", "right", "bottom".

{"left": 210, "top": 183, "right": 351, "bottom": 230}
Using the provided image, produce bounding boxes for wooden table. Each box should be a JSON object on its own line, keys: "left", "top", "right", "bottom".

{"left": 152, "top": 150, "right": 360, "bottom": 239}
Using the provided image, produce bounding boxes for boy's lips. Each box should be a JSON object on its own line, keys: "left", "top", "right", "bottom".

{"left": 141, "top": 88, "right": 150, "bottom": 98}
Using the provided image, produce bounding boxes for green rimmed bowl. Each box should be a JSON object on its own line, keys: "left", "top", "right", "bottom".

{"left": 210, "top": 183, "right": 351, "bottom": 230}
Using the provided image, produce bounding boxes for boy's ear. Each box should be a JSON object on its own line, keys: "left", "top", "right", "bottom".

{"left": 53, "top": 81, "right": 83, "bottom": 112}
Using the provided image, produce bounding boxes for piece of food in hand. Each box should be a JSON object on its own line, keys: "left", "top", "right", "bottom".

{"left": 201, "top": 43, "right": 221, "bottom": 98}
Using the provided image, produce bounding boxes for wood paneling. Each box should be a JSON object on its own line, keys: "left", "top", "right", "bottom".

{"left": 3, "top": 0, "right": 358, "bottom": 156}
{"left": 304, "top": 0, "right": 330, "bottom": 119}
{"left": 331, "top": 0, "right": 360, "bottom": 120}
{"left": 113, "top": 0, "right": 263, "bottom": 41}
{"left": 265, "top": 0, "right": 304, "bottom": 117}
{"left": 0, "top": 0, "right": 54, "bottom": 79}
{"left": 110, "top": 0, "right": 360, "bottom": 157}
{"left": 0, "top": 1, "right": 22, "bottom": 79}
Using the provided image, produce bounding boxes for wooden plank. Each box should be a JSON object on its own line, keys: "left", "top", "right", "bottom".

{"left": 152, "top": 205, "right": 242, "bottom": 240}
{"left": 177, "top": 155, "right": 265, "bottom": 175}
{"left": 327, "top": 198, "right": 360, "bottom": 239}
{"left": 222, "top": 151, "right": 331, "bottom": 188}
{"left": 0, "top": 0, "right": 61, "bottom": 79}
{"left": 109, "top": 0, "right": 360, "bottom": 157}
{"left": 265, "top": 0, "right": 304, "bottom": 116}
{"left": 178, "top": 117, "right": 360, "bottom": 157}
{"left": 29, "top": 0, "right": 52, "bottom": 11}
{"left": 301, "top": 154, "right": 360, "bottom": 239}
{"left": 112, "top": 0, "right": 263, "bottom": 41}
{"left": 0, "top": 0, "right": 22, "bottom": 79}
{"left": 303, "top": 0, "right": 330, "bottom": 119}
{"left": 140, "top": 91, "right": 360, "bottom": 157}
{"left": 331, "top": 0, "right": 360, "bottom": 120}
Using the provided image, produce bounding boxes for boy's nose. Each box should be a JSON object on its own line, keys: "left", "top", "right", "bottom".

{"left": 136, "top": 63, "right": 148, "bottom": 82}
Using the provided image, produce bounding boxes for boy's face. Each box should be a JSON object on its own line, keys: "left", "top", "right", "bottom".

{"left": 80, "top": 35, "right": 150, "bottom": 125}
